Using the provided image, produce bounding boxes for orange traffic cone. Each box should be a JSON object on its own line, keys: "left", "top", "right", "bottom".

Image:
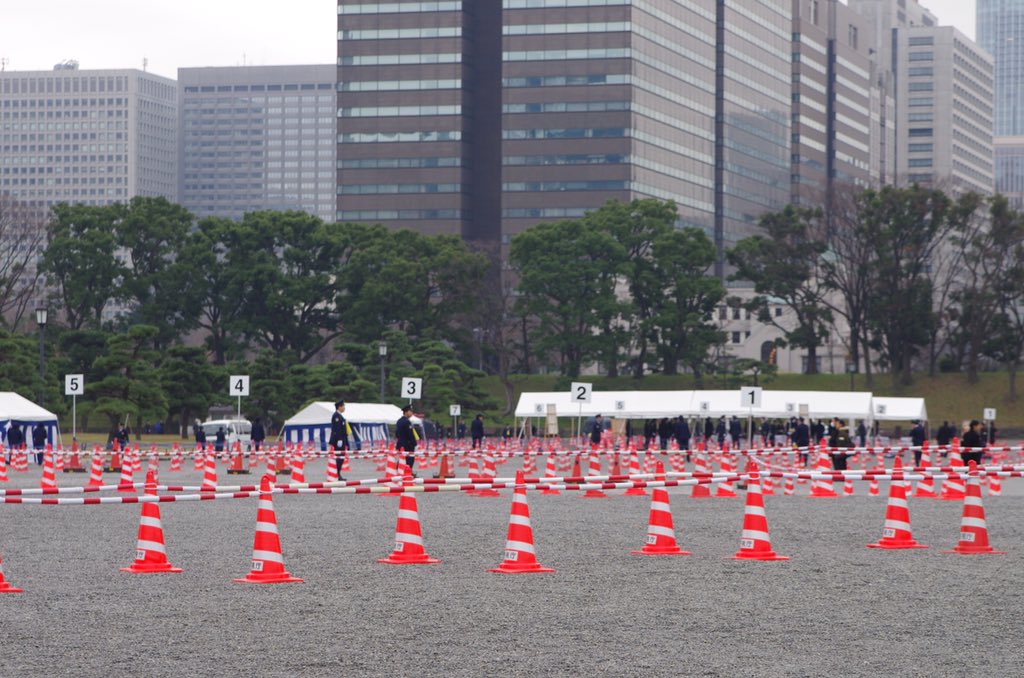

{"left": 0, "top": 453, "right": 7, "bottom": 483}
{"left": 581, "top": 452, "right": 607, "bottom": 499}
{"left": 867, "top": 457, "right": 928, "bottom": 550}
{"left": 541, "top": 454, "right": 561, "bottom": 495}
{"left": 732, "top": 461, "right": 789, "bottom": 561}
{"left": 691, "top": 451, "right": 712, "bottom": 499}
{"left": 632, "top": 462, "right": 690, "bottom": 556}
{"left": 39, "top": 449, "right": 57, "bottom": 490}
{"left": 623, "top": 449, "right": 646, "bottom": 496}
{"left": 914, "top": 441, "right": 937, "bottom": 498}
{"left": 65, "top": 439, "right": 85, "bottom": 473}
{"left": 378, "top": 493, "right": 440, "bottom": 564}
{"left": 325, "top": 453, "right": 339, "bottom": 483}
{"left": 200, "top": 451, "right": 217, "bottom": 491}
{"left": 943, "top": 462, "right": 1005, "bottom": 555}
{"left": 435, "top": 452, "right": 452, "bottom": 479}
{"left": 121, "top": 471, "right": 183, "bottom": 574}
{"left": 227, "top": 441, "right": 248, "bottom": 475}
{"left": 0, "top": 553, "right": 23, "bottom": 593}
{"left": 87, "top": 448, "right": 104, "bottom": 487}
{"left": 234, "top": 474, "right": 303, "bottom": 584}
{"left": 489, "top": 470, "right": 555, "bottom": 574}
{"left": 715, "top": 452, "right": 738, "bottom": 498}
{"left": 810, "top": 440, "right": 838, "bottom": 498}
{"left": 940, "top": 442, "right": 966, "bottom": 501}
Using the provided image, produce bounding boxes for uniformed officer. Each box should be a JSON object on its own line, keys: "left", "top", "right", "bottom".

{"left": 328, "top": 400, "right": 349, "bottom": 481}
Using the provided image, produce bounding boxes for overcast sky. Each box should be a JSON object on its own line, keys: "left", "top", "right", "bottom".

{"left": 0, "top": 0, "right": 977, "bottom": 80}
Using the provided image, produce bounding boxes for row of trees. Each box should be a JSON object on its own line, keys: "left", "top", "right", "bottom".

{"left": 727, "top": 186, "right": 1024, "bottom": 394}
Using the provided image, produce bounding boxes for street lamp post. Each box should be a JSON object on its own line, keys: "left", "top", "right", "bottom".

{"left": 35, "top": 307, "right": 48, "bottom": 407}
{"left": 846, "top": 361, "right": 856, "bottom": 392}
{"left": 379, "top": 341, "right": 387, "bottom": 400}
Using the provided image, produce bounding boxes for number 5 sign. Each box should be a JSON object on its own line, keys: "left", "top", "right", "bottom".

{"left": 229, "top": 375, "right": 250, "bottom": 397}
{"left": 570, "top": 382, "right": 593, "bottom": 403}
{"left": 402, "top": 377, "right": 423, "bottom": 400}
{"left": 65, "top": 374, "right": 84, "bottom": 396}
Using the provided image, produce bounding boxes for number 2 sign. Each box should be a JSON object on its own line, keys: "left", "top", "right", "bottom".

{"left": 570, "top": 382, "right": 593, "bottom": 404}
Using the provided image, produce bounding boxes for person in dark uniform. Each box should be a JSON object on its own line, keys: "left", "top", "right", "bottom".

{"left": 7, "top": 423, "right": 23, "bottom": 460}
{"left": 961, "top": 420, "right": 985, "bottom": 466}
{"left": 590, "top": 414, "right": 604, "bottom": 449}
{"left": 194, "top": 420, "right": 207, "bottom": 448}
{"left": 328, "top": 401, "right": 349, "bottom": 480}
{"left": 910, "top": 420, "right": 926, "bottom": 466}
{"left": 792, "top": 418, "right": 810, "bottom": 466}
{"left": 214, "top": 427, "right": 226, "bottom": 452}
{"left": 643, "top": 419, "right": 656, "bottom": 450}
{"left": 674, "top": 417, "right": 691, "bottom": 461}
{"left": 251, "top": 417, "right": 266, "bottom": 452}
{"left": 828, "top": 418, "right": 854, "bottom": 471}
{"left": 32, "top": 422, "right": 48, "bottom": 464}
{"left": 471, "top": 414, "right": 485, "bottom": 449}
{"left": 728, "top": 416, "right": 742, "bottom": 447}
{"left": 657, "top": 418, "right": 672, "bottom": 450}
{"left": 396, "top": 404, "right": 417, "bottom": 472}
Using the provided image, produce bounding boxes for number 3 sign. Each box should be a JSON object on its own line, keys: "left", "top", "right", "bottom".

{"left": 402, "top": 377, "right": 423, "bottom": 400}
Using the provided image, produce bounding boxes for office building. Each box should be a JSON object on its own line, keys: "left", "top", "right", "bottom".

{"left": 336, "top": 0, "right": 792, "bottom": 271}
{"left": 791, "top": 0, "right": 875, "bottom": 208}
{"left": 179, "top": 65, "right": 337, "bottom": 222}
{"left": 977, "top": 0, "right": 1024, "bottom": 204}
{"left": 851, "top": 0, "right": 994, "bottom": 194}
{"left": 0, "top": 62, "right": 178, "bottom": 210}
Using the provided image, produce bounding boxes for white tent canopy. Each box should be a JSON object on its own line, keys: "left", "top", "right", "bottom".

{"left": 0, "top": 391, "right": 61, "bottom": 446}
{"left": 516, "top": 389, "right": 892, "bottom": 422}
{"left": 281, "top": 402, "right": 403, "bottom": 448}
{"left": 870, "top": 397, "right": 927, "bottom": 422}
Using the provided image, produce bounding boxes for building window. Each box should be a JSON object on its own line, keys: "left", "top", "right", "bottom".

{"left": 908, "top": 51, "right": 933, "bottom": 61}
{"left": 732, "top": 331, "right": 742, "bottom": 344}
{"left": 848, "top": 25, "right": 858, "bottom": 49}
{"left": 908, "top": 158, "right": 933, "bottom": 167}
{"left": 908, "top": 128, "right": 933, "bottom": 137}
{"left": 732, "top": 307, "right": 741, "bottom": 320}
{"left": 774, "top": 307, "right": 783, "bottom": 317}
{"left": 908, "top": 36, "right": 934, "bottom": 46}
{"left": 809, "top": 0, "right": 819, "bottom": 24}
{"left": 908, "top": 82, "right": 933, "bottom": 91}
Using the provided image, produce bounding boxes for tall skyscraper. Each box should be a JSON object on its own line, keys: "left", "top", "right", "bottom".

{"left": 852, "top": 0, "right": 994, "bottom": 195}
{"left": 0, "top": 63, "right": 178, "bottom": 210}
{"left": 336, "top": 0, "right": 792, "bottom": 273}
{"left": 179, "top": 65, "right": 337, "bottom": 222}
{"left": 978, "top": 0, "right": 1024, "bottom": 205}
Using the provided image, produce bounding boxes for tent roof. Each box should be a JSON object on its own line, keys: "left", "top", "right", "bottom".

{"left": 516, "top": 389, "right": 878, "bottom": 420}
{"left": 0, "top": 392, "right": 58, "bottom": 422}
{"left": 871, "top": 397, "right": 928, "bottom": 422}
{"left": 283, "top": 402, "right": 404, "bottom": 427}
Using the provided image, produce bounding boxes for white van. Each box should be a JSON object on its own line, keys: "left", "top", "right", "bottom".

{"left": 201, "top": 419, "right": 252, "bottom": 449}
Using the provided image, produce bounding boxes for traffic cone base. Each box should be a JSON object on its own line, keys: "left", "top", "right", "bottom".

{"left": 0, "top": 558, "right": 22, "bottom": 593}
{"left": 582, "top": 488, "right": 608, "bottom": 498}
{"left": 731, "top": 548, "right": 789, "bottom": 561}
{"left": 378, "top": 551, "right": 440, "bottom": 565}
{"left": 488, "top": 561, "right": 555, "bottom": 574}
{"left": 631, "top": 544, "right": 691, "bottom": 556}
{"left": 941, "top": 544, "right": 1005, "bottom": 555}
{"left": 233, "top": 570, "right": 304, "bottom": 584}
{"left": 867, "top": 538, "right": 929, "bottom": 550}
{"left": 121, "top": 562, "right": 183, "bottom": 574}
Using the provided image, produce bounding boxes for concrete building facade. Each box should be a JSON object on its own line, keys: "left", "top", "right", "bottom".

{"left": 977, "top": 0, "right": 1024, "bottom": 205}
{"left": 179, "top": 65, "right": 337, "bottom": 222}
{"left": 335, "top": 0, "right": 792, "bottom": 271}
{"left": 0, "top": 63, "right": 178, "bottom": 210}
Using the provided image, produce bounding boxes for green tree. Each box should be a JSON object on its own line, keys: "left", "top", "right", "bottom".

{"left": 651, "top": 227, "right": 726, "bottom": 378}
{"left": 592, "top": 198, "right": 680, "bottom": 377}
{"left": 858, "top": 185, "right": 962, "bottom": 384}
{"left": 510, "top": 217, "right": 627, "bottom": 377}
{"left": 40, "top": 203, "right": 127, "bottom": 329}
{"left": 115, "top": 197, "right": 197, "bottom": 348}
{"left": 727, "top": 204, "right": 831, "bottom": 374}
{"left": 88, "top": 325, "right": 168, "bottom": 435}
{"left": 160, "top": 346, "right": 222, "bottom": 437}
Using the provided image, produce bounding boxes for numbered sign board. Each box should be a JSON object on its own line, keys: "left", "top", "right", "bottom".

{"left": 229, "top": 375, "right": 250, "bottom": 397}
{"left": 449, "top": 404, "right": 461, "bottom": 417}
{"left": 875, "top": 403, "right": 887, "bottom": 416}
{"left": 402, "top": 377, "right": 423, "bottom": 400}
{"left": 615, "top": 400, "right": 626, "bottom": 412}
{"left": 699, "top": 400, "right": 710, "bottom": 413}
{"left": 740, "top": 386, "right": 762, "bottom": 408}
{"left": 785, "top": 402, "right": 796, "bottom": 414}
{"left": 984, "top": 407, "right": 997, "bottom": 420}
{"left": 570, "top": 382, "right": 593, "bottom": 404}
{"left": 65, "top": 374, "right": 84, "bottom": 396}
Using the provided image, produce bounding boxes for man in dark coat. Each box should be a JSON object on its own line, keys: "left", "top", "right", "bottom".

{"left": 961, "top": 420, "right": 985, "bottom": 465}
{"left": 590, "top": 414, "right": 604, "bottom": 448}
{"left": 251, "top": 417, "right": 266, "bottom": 451}
{"left": 657, "top": 418, "right": 672, "bottom": 450}
{"left": 674, "top": 417, "right": 691, "bottom": 460}
{"left": 910, "top": 420, "right": 926, "bottom": 466}
{"left": 328, "top": 401, "right": 349, "bottom": 480}
{"left": 792, "top": 418, "right": 811, "bottom": 466}
{"left": 728, "top": 416, "right": 741, "bottom": 447}
{"left": 32, "top": 422, "right": 48, "bottom": 464}
{"left": 471, "top": 414, "right": 485, "bottom": 449}
{"left": 214, "top": 427, "right": 226, "bottom": 452}
{"left": 396, "top": 405, "right": 417, "bottom": 472}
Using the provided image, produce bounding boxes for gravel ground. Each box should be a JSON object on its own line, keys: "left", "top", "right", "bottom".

{"left": 1, "top": 459, "right": 1021, "bottom": 678}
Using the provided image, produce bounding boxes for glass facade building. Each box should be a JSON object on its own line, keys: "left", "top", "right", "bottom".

{"left": 179, "top": 65, "right": 337, "bottom": 222}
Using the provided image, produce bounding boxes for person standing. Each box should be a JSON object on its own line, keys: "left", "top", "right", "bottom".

{"left": 471, "top": 414, "right": 485, "bottom": 449}
{"left": 643, "top": 419, "right": 656, "bottom": 450}
{"left": 7, "top": 423, "right": 23, "bottom": 460}
{"left": 396, "top": 404, "right": 418, "bottom": 472}
{"left": 590, "top": 414, "right": 604, "bottom": 449}
{"left": 728, "top": 416, "right": 741, "bottom": 447}
{"left": 674, "top": 417, "right": 691, "bottom": 460}
{"left": 31, "top": 422, "right": 47, "bottom": 465}
{"left": 961, "top": 420, "right": 985, "bottom": 465}
{"left": 214, "top": 427, "right": 226, "bottom": 453}
{"left": 251, "top": 416, "right": 266, "bottom": 452}
{"left": 828, "top": 418, "right": 853, "bottom": 471}
{"left": 936, "top": 420, "right": 952, "bottom": 448}
{"left": 328, "top": 401, "right": 349, "bottom": 481}
{"left": 657, "top": 418, "right": 672, "bottom": 450}
{"left": 792, "top": 418, "right": 810, "bottom": 466}
{"left": 910, "top": 420, "right": 926, "bottom": 466}
{"left": 194, "top": 419, "right": 207, "bottom": 449}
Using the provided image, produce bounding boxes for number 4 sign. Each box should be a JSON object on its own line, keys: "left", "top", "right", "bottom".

{"left": 229, "top": 375, "right": 250, "bottom": 397}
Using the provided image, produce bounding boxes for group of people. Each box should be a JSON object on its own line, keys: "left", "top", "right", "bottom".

{"left": 326, "top": 400, "right": 423, "bottom": 480}
{"left": 3, "top": 422, "right": 49, "bottom": 464}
